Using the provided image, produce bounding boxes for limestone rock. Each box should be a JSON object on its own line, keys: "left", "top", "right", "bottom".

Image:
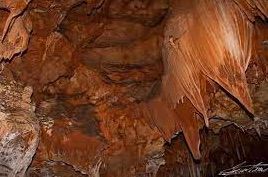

{"left": 0, "top": 75, "right": 39, "bottom": 177}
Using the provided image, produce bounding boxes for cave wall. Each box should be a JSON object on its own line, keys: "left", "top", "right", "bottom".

{"left": 0, "top": 0, "right": 267, "bottom": 177}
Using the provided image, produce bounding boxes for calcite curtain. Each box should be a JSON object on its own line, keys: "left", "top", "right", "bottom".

{"left": 0, "top": 0, "right": 268, "bottom": 162}
{"left": 145, "top": 0, "right": 268, "bottom": 159}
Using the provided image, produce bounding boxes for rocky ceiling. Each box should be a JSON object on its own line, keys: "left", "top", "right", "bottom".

{"left": 0, "top": 0, "right": 267, "bottom": 177}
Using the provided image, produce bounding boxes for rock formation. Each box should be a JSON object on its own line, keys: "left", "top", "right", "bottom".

{"left": 145, "top": 0, "right": 268, "bottom": 160}
{"left": 0, "top": 0, "right": 267, "bottom": 176}
{"left": 0, "top": 74, "right": 39, "bottom": 177}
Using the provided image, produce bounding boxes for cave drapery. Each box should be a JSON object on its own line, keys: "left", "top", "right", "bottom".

{"left": 0, "top": 0, "right": 267, "bottom": 176}
{"left": 145, "top": 0, "right": 268, "bottom": 160}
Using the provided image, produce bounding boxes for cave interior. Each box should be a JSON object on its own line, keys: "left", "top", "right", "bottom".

{"left": 0, "top": 0, "right": 268, "bottom": 177}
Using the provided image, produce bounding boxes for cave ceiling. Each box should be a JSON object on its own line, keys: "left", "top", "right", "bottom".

{"left": 0, "top": 0, "right": 267, "bottom": 176}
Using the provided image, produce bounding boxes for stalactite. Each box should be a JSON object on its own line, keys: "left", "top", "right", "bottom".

{"left": 146, "top": 0, "right": 268, "bottom": 159}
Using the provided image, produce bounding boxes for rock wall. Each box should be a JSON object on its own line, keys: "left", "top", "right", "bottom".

{"left": 0, "top": 0, "right": 267, "bottom": 176}
{"left": 0, "top": 73, "right": 39, "bottom": 177}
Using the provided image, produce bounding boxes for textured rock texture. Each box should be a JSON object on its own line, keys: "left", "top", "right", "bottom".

{"left": 0, "top": 73, "right": 39, "bottom": 177}
{"left": 0, "top": 0, "right": 32, "bottom": 61}
{"left": 0, "top": 0, "right": 267, "bottom": 177}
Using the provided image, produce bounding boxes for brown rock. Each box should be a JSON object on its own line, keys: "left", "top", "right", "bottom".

{"left": 108, "top": 0, "right": 169, "bottom": 26}
{"left": 0, "top": 75, "right": 39, "bottom": 177}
